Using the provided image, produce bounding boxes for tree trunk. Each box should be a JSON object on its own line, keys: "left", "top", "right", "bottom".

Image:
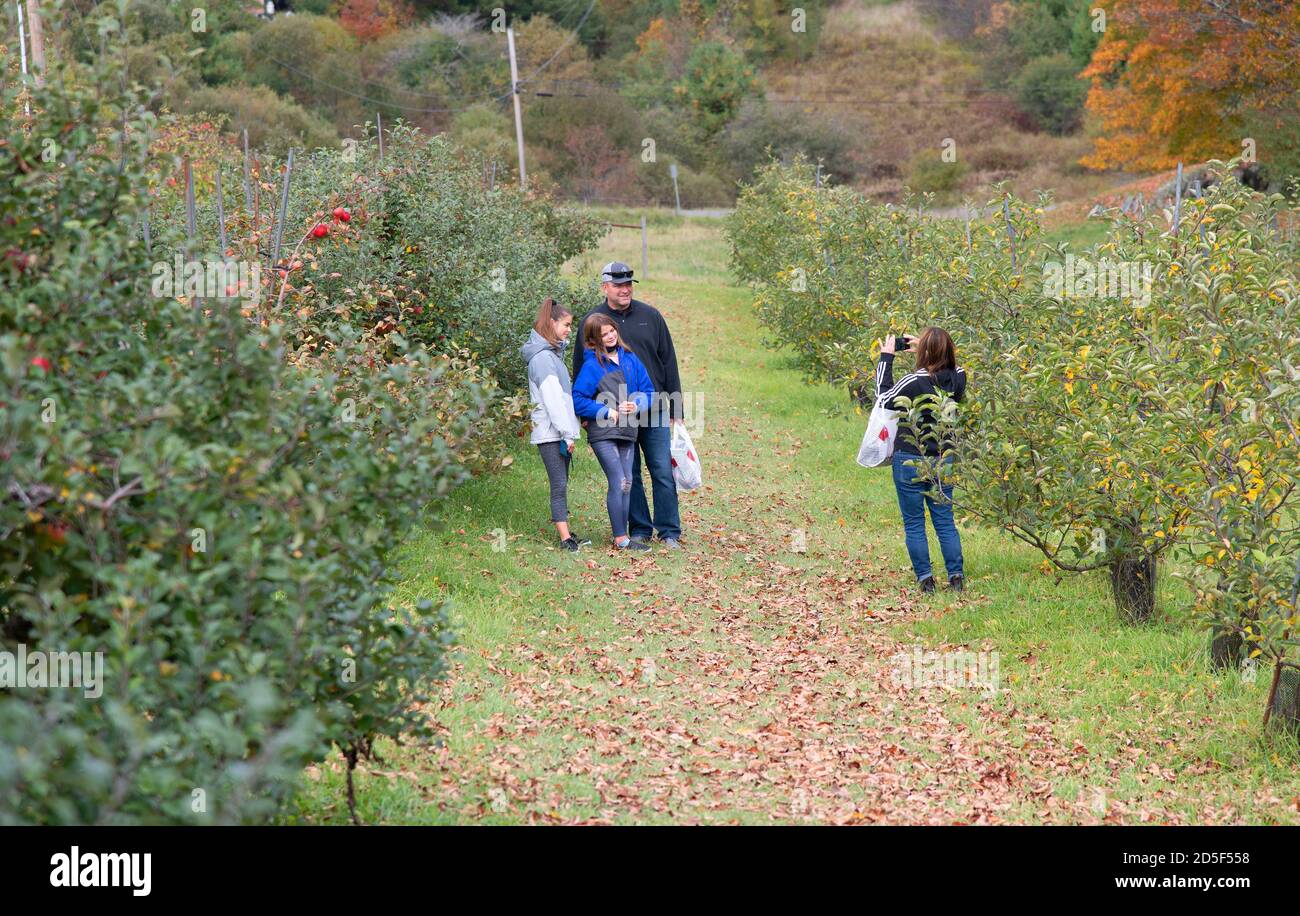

{"left": 1110, "top": 553, "right": 1157, "bottom": 624}
{"left": 1209, "top": 624, "right": 1243, "bottom": 671}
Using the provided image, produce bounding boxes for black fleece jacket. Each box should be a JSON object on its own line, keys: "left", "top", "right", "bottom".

{"left": 875, "top": 352, "right": 967, "bottom": 457}
{"left": 573, "top": 298, "right": 683, "bottom": 420}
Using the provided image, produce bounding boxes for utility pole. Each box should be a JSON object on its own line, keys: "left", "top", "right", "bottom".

{"left": 25, "top": 0, "right": 45, "bottom": 87}
{"left": 506, "top": 26, "right": 527, "bottom": 191}
{"left": 15, "top": 1, "right": 30, "bottom": 116}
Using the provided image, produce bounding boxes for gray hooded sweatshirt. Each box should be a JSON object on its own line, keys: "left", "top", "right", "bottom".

{"left": 521, "top": 329, "right": 582, "bottom": 445}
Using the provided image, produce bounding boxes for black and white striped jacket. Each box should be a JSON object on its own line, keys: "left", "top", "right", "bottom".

{"left": 875, "top": 352, "right": 967, "bottom": 457}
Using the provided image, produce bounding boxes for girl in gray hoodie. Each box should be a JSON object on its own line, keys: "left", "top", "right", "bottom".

{"left": 520, "top": 298, "right": 589, "bottom": 552}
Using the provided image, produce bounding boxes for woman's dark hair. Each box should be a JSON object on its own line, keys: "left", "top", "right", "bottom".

{"left": 532, "top": 297, "right": 572, "bottom": 346}
{"left": 916, "top": 327, "right": 957, "bottom": 373}
{"left": 583, "top": 313, "right": 626, "bottom": 366}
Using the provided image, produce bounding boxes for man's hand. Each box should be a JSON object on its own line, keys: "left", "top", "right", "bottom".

{"left": 565, "top": 439, "right": 575, "bottom": 455}
{"left": 618, "top": 401, "right": 638, "bottom": 415}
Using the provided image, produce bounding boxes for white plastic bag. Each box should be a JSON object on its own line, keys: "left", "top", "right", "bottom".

{"left": 856, "top": 398, "right": 899, "bottom": 468}
{"left": 670, "top": 424, "right": 703, "bottom": 490}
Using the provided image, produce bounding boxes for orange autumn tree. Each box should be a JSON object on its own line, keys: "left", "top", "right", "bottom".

{"left": 1081, "top": 0, "right": 1300, "bottom": 171}
{"left": 337, "top": 0, "right": 413, "bottom": 43}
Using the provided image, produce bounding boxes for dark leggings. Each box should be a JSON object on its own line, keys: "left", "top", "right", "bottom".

{"left": 590, "top": 438, "right": 636, "bottom": 538}
{"left": 537, "top": 441, "right": 571, "bottom": 523}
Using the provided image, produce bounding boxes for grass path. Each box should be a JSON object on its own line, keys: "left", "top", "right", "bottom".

{"left": 287, "top": 212, "right": 1299, "bottom": 825}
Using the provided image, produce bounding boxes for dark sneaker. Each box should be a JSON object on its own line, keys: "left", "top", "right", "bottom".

{"left": 948, "top": 575, "right": 964, "bottom": 592}
{"left": 571, "top": 535, "right": 593, "bottom": 547}
{"left": 560, "top": 537, "right": 581, "bottom": 552}
{"left": 659, "top": 537, "right": 681, "bottom": 550}
{"left": 617, "top": 539, "right": 651, "bottom": 552}
{"left": 919, "top": 576, "right": 937, "bottom": 593}
{"left": 629, "top": 534, "right": 652, "bottom": 545}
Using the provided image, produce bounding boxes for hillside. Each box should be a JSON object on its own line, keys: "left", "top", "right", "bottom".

{"left": 10, "top": 0, "right": 1293, "bottom": 210}
{"left": 761, "top": 0, "right": 1123, "bottom": 204}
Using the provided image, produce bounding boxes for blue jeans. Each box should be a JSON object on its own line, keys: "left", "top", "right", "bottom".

{"left": 892, "top": 451, "right": 963, "bottom": 582}
{"left": 591, "top": 438, "right": 636, "bottom": 539}
{"left": 629, "top": 422, "right": 681, "bottom": 541}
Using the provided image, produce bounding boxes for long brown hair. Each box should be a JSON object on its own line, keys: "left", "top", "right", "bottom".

{"left": 916, "top": 326, "right": 957, "bottom": 373}
{"left": 583, "top": 313, "right": 626, "bottom": 367}
{"left": 533, "top": 297, "right": 572, "bottom": 346}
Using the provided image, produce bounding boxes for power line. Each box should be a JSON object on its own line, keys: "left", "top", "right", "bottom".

{"left": 262, "top": 2, "right": 601, "bottom": 115}
{"left": 263, "top": 53, "right": 511, "bottom": 114}
{"left": 765, "top": 95, "right": 1013, "bottom": 108}
{"left": 516, "top": 0, "right": 597, "bottom": 86}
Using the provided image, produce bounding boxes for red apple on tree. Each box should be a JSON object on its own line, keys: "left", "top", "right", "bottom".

{"left": 333, "top": 207, "right": 351, "bottom": 223}
{"left": 5, "top": 249, "right": 35, "bottom": 273}
{"left": 312, "top": 224, "right": 329, "bottom": 239}
{"left": 30, "top": 356, "right": 51, "bottom": 373}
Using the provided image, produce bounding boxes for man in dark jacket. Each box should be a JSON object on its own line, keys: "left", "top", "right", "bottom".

{"left": 573, "top": 262, "right": 683, "bottom": 548}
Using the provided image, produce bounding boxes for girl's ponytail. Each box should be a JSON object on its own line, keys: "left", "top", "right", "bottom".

{"left": 533, "top": 297, "right": 573, "bottom": 346}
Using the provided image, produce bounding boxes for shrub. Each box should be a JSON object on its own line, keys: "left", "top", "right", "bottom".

{"left": 225, "top": 125, "right": 605, "bottom": 389}
{"left": 678, "top": 165, "right": 736, "bottom": 208}
{"left": 675, "top": 41, "right": 762, "bottom": 140}
{"left": 1137, "top": 175, "right": 1300, "bottom": 717}
{"left": 719, "top": 99, "right": 856, "bottom": 186}
{"left": 728, "top": 157, "right": 1300, "bottom": 679}
{"left": 524, "top": 89, "right": 644, "bottom": 196}
{"left": 0, "top": 52, "right": 507, "bottom": 824}
{"left": 907, "top": 153, "right": 969, "bottom": 194}
{"left": 1239, "top": 108, "right": 1300, "bottom": 196}
{"left": 184, "top": 85, "right": 339, "bottom": 155}
{"left": 512, "top": 13, "right": 595, "bottom": 88}
{"left": 732, "top": 0, "right": 825, "bottom": 62}
{"left": 631, "top": 159, "right": 732, "bottom": 208}
{"left": 617, "top": 24, "right": 682, "bottom": 109}
{"left": 965, "top": 136, "right": 1035, "bottom": 173}
{"left": 244, "top": 14, "right": 366, "bottom": 132}
{"left": 1014, "top": 52, "right": 1088, "bottom": 135}
{"left": 198, "top": 30, "right": 256, "bottom": 86}
{"left": 369, "top": 22, "right": 499, "bottom": 126}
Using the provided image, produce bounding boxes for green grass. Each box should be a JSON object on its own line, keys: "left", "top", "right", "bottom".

{"left": 1041, "top": 218, "right": 1111, "bottom": 251}
{"left": 286, "top": 210, "right": 1300, "bottom": 825}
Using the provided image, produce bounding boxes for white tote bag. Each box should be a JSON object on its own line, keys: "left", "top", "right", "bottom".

{"left": 670, "top": 424, "right": 703, "bottom": 491}
{"left": 856, "top": 398, "right": 899, "bottom": 468}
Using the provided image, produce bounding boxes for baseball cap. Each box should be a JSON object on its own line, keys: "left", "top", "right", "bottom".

{"left": 599, "top": 261, "right": 638, "bottom": 284}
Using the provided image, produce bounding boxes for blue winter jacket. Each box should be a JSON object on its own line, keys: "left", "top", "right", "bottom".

{"left": 571, "top": 347, "right": 654, "bottom": 443}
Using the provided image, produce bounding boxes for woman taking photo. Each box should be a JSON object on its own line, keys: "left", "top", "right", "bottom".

{"left": 571, "top": 314, "right": 655, "bottom": 551}
{"left": 877, "top": 327, "right": 967, "bottom": 592}
{"left": 520, "top": 297, "right": 589, "bottom": 552}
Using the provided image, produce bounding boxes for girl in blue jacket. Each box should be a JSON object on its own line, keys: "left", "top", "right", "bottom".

{"left": 571, "top": 314, "right": 655, "bottom": 551}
